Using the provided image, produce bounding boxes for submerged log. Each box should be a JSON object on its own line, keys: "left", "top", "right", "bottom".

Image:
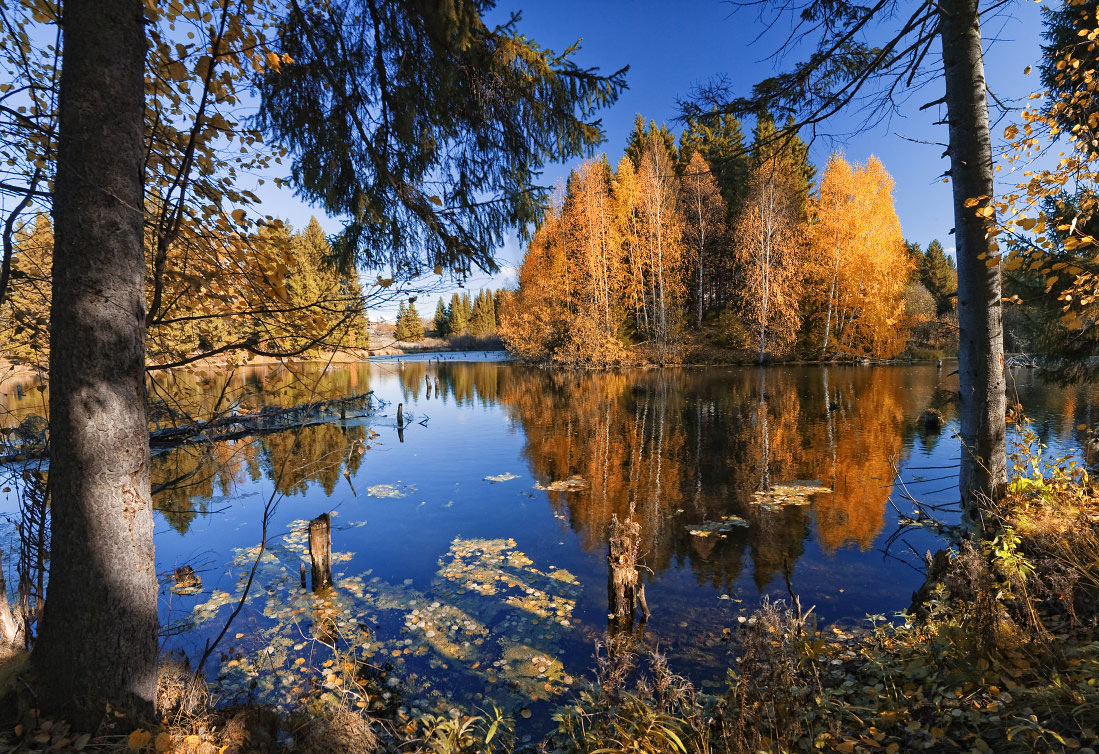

{"left": 308, "top": 514, "right": 333, "bottom": 592}
{"left": 143, "top": 390, "right": 377, "bottom": 451}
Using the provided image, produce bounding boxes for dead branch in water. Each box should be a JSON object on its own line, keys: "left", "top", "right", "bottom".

{"left": 0, "top": 390, "right": 381, "bottom": 464}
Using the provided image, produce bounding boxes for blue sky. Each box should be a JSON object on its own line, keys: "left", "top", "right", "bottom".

{"left": 259, "top": 0, "right": 1047, "bottom": 319}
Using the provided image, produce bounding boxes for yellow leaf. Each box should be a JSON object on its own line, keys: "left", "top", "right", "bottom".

{"left": 155, "top": 732, "right": 172, "bottom": 752}
{"left": 128, "top": 729, "right": 152, "bottom": 751}
{"left": 231, "top": 208, "right": 246, "bottom": 224}
{"left": 1024, "top": 65, "right": 1032, "bottom": 75}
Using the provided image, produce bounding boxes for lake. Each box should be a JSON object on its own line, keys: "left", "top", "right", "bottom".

{"left": 2, "top": 355, "right": 1097, "bottom": 727}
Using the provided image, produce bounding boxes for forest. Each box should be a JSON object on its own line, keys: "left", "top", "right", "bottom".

{"left": 499, "top": 115, "right": 962, "bottom": 365}
{"left": 3, "top": 0, "right": 1099, "bottom": 752}
{"left": 1, "top": 215, "right": 369, "bottom": 367}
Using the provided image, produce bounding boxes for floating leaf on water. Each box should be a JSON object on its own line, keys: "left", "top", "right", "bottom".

{"left": 748, "top": 482, "right": 832, "bottom": 509}
{"left": 484, "top": 473, "right": 520, "bottom": 483}
{"left": 533, "top": 475, "right": 589, "bottom": 492}
{"left": 367, "top": 483, "right": 410, "bottom": 498}
{"left": 688, "top": 515, "right": 750, "bottom": 537}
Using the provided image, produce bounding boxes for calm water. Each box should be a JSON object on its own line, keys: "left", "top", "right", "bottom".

{"left": 2, "top": 356, "right": 1098, "bottom": 724}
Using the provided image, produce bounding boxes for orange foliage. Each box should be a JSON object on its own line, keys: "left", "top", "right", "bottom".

{"left": 811, "top": 155, "right": 911, "bottom": 358}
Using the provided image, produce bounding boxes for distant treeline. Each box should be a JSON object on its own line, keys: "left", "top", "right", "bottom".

{"left": 1, "top": 215, "right": 369, "bottom": 367}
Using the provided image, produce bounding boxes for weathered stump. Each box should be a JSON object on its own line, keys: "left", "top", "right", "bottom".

{"left": 308, "top": 514, "right": 333, "bottom": 591}
{"left": 919, "top": 408, "right": 944, "bottom": 432}
{"left": 170, "top": 565, "right": 202, "bottom": 594}
{"left": 299, "top": 561, "right": 307, "bottom": 590}
{"left": 608, "top": 515, "right": 647, "bottom": 634}
{"left": 396, "top": 402, "right": 404, "bottom": 427}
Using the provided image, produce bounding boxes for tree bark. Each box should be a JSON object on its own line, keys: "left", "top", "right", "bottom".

{"left": 31, "top": 0, "right": 157, "bottom": 727}
{"left": 939, "top": 0, "right": 1007, "bottom": 517}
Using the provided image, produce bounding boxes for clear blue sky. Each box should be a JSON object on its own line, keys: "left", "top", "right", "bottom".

{"left": 260, "top": 1, "right": 1047, "bottom": 318}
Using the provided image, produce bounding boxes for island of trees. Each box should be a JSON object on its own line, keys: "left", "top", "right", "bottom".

{"left": 498, "top": 115, "right": 960, "bottom": 365}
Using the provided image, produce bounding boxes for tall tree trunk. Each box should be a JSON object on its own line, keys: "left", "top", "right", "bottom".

{"left": 822, "top": 260, "right": 837, "bottom": 356}
{"left": 940, "top": 0, "right": 1007, "bottom": 516}
{"left": 32, "top": 0, "right": 157, "bottom": 727}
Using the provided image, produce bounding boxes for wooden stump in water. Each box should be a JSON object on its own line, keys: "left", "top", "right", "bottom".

{"left": 308, "top": 514, "right": 333, "bottom": 592}
{"left": 607, "top": 515, "right": 646, "bottom": 633}
{"left": 396, "top": 402, "right": 404, "bottom": 427}
{"left": 299, "top": 561, "right": 307, "bottom": 590}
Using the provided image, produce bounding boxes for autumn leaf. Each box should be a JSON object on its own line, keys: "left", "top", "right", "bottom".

{"left": 127, "top": 729, "right": 152, "bottom": 751}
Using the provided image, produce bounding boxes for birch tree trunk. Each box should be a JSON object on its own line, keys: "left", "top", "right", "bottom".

{"left": 940, "top": 0, "right": 1007, "bottom": 516}
{"left": 32, "top": 0, "right": 158, "bottom": 727}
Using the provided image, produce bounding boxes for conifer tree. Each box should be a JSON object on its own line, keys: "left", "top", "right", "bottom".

{"left": 394, "top": 299, "right": 424, "bottom": 341}
{"left": 904, "top": 241, "right": 924, "bottom": 281}
{"left": 258, "top": 0, "right": 627, "bottom": 277}
{"left": 920, "top": 239, "right": 957, "bottom": 315}
{"left": 461, "top": 292, "right": 474, "bottom": 328}
{"left": 469, "top": 290, "right": 497, "bottom": 336}
{"left": 434, "top": 297, "right": 449, "bottom": 335}
{"left": 448, "top": 291, "right": 469, "bottom": 335}
{"left": 678, "top": 110, "right": 750, "bottom": 218}
{"left": 624, "top": 115, "right": 677, "bottom": 170}
{"left": 751, "top": 115, "right": 815, "bottom": 217}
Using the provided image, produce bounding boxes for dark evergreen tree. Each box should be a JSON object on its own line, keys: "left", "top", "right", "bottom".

{"left": 920, "top": 239, "right": 957, "bottom": 316}
{"left": 448, "top": 291, "right": 468, "bottom": 335}
{"left": 394, "top": 299, "right": 424, "bottom": 341}
{"left": 905, "top": 240, "right": 924, "bottom": 281}
{"left": 469, "top": 289, "right": 496, "bottom": 335}
{"left": 751, "top": 114, "right": 815, "bottom": 217}
{"left": 434, "top": 297, "right": 449, "bottom": 335}
{"left": 678, "top": 110, "right": 750, "bottom": 218}
{"left": 624, "top": 114, "right": 677, "bottom": 170}
{"left": 258, "top": 0, "right": 627, "bottom": 278}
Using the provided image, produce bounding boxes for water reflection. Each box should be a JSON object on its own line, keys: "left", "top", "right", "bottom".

{"left": 486, "top": 368, "right": 932, "bottom": 586}
{"left": 7, "top": 357, "right": 1099, "bottom": 716}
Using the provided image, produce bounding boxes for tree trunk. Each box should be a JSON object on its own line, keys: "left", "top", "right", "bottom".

{"left": 32, "top": 0, "right": 156, "bottom": 727}
{"left": 939, "top": 0, "right": 1007, "bottom": 517}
